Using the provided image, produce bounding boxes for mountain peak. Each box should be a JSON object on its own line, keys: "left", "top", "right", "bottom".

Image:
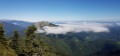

{"left": 34, "top": 21, "right": 58, "bottom": 30}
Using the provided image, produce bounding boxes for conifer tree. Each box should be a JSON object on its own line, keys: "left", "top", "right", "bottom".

{"left": 10, "top": 31, "right": 20, "bottom": 54}
{"left": 24, "top": 25, "right": 37, "bottom": 56}
{"left": 25, "top": 25, "right": 37, "bottom": 46}
{"left": 0, "top": 24, "right": 7, "bottom": 45}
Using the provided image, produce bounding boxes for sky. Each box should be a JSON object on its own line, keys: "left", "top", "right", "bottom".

{"left": 0, "top": 0, "right": 120, "bottom": 22}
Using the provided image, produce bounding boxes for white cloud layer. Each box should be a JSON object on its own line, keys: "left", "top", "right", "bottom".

{"left": 36, "top": 22, "right": 110, "bottom": 34}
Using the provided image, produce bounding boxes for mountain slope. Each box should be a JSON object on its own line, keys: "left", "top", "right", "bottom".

{"left": 34, "top": 21, "right": 120, "bottom": 56}
{"left": 0, "top": 20, "right": 32, "bottom": 36}
{"left": 0, "top": 44, "right": 17, "bottom": 56}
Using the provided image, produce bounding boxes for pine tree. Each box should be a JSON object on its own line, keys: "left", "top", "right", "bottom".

{"left": 25, "top": 25, "right": 37, "bottom": 46}
{"left": 24, "top": 25, "right": 57, "bottom": 56}
{"left": 0, "top": 24, "right": 7, "bottom": 45}
{"left": 24, "top": 25, "right": 37, "bottom": 56}
{"left": 10, "top": 31, "right": 20, "bottom": 55}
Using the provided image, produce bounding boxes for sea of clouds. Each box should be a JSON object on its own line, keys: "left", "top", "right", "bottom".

{"left": 36, "top": 22, "right": 112, "bottom": 34}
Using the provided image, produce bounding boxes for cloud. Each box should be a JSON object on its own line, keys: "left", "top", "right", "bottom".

{"left": 12, "top": 23, "right": 19, "bottom": 25}
{"left": 36, "top": 22, "right": 110, "bottom": 34}
{"left": 116, "top": 23, "right": 120, "bottom": 26}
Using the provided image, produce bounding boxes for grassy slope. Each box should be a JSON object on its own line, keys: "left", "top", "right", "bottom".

{"left": 0, "top": 44, "right": 17, "bottom": 56}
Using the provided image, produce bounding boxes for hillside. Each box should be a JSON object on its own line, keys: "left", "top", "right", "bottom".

{"left": 0, "top": 44, "right": 17, "bottom": 56}
{"left": 35, "top": 21, "right": 120, "bottom": 56}
{"left": 0, "top": 20, "right": 32, "bottom": 36}
{"left": 0, "top": 20, "right": 120, "bottom": 56}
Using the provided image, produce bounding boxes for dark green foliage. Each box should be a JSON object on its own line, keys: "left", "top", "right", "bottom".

{"left": 0, "top": 44, "right": 17, "bottom": 56}
{"left": 38, "top": 35, "right": 73, "bottom": 56}
{"left": 25, "top": 25, "right": 37, "bottom": 37}
{"left": 0, "top": 24, "right": 4, "bottom": 37}
{"left": 0, "top": 24, "right": 57, "bottom": 56}
{"left": 38, "top": 33, "right": 120, "bottom": 56}
{"left": 23, "top": 25, "right": 57, "bottom": 56}
{"left": 0, "top": 24, "right": 7, "bottom": 45}
{"left": 0, "top": 24, "right": 17, "bottom": 56}
{"left": 24, "top": 25, "right": 37, "bottom": 55}
{"left": 10, "top": 31, "right": 21, "bottom": 55}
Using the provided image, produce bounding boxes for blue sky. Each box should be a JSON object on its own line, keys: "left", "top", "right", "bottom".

{"left": 0, "top": 0, "right": 120, "bottom": 22}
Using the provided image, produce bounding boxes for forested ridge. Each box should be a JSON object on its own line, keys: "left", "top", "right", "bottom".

{"left": 0, "top": 22, "right": 120, "bottom": 56}
{"left": 0, "top": 24, "right": 58, "bottom": 56}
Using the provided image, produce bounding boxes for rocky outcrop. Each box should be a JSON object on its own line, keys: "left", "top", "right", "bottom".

{"left": 34, "top": 21, "right": 59, "bottom": 30}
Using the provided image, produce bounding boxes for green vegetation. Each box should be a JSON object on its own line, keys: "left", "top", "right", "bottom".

{"left": 0, "top": 24, "right": 57, "bottom": 56}
{"left": 0, "top": 23, "right": 120, "bottom": 56}
{"left": 0, "top": 44, "right": 17, "bottom": 56}
{"left": 38, "top": 33, "right": 120, "bottom": 56}
{"left": 0, "top": 24, "right": 17, "bottom": 56}
{"left": 0, "top": 24, "right": 7, "bottom": 45}
{"left": 10, "top": 31, "right": 20, "bottom": 55}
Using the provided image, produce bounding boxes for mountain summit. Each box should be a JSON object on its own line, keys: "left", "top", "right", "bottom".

{"left": 35, "top": 21, "right": 58, "bottom": 30}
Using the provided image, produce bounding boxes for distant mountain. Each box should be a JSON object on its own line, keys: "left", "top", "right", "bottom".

{"left": 3, "top": 20, "right": 33, "bottom": 28}
{"left": 0, "top": 20, "right": 32, "bottom": 36}
{"left": 1, "top": 20, "right": 120, "bottom": 56}
{"left": 35, "top": 21, "right": 120, "bottom": 56}
{"left": 35, "top": 21, "right": 58, "bottom": 28}
{"left": 0, "top": 20, "right": 60, "bottom": 36}
{"left": 34, "top": 21, "right": 59, "bottom": 31}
